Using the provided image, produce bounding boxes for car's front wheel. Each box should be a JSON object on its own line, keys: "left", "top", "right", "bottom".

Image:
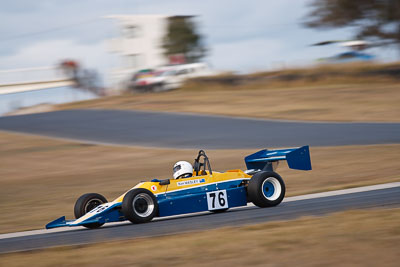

{"left": 122, "top": 189, "right": 158, "bottom": 224}
{"left": 247, "top": 171, "right": 285, "bottom": 207}
{"left": 74, "top": 193, "right": 108, "bottom": 229}
{"left": 152, "top": 83, "right": 165, "bottom": 92}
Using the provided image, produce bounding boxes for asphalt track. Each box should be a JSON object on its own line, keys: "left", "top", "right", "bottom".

{"left": 0, "top": 184, "right": 399, "bottom": 254}
{"left": 0, "top": 109, "right": 399, "bottom": 148}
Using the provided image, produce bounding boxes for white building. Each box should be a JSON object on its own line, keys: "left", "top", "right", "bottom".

{"left": 106, "top": 15, "right": 193, "bottom": 86}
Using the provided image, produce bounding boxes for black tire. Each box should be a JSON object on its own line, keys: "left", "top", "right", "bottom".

{"left": 247, "top": 171, "right": 285, "bottom": 207}
{"left": 74, "top": 193, "right": 108, "bottom": 229}
{"left": 122, "top": 188, "right": 158, "bottom": 224}
{"left": 152, "top": 83, "right": 165, "bottom": 92}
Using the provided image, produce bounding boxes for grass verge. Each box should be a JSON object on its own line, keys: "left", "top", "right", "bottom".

{"left": 56, "top": 63, "right": 400, "bottom": 122}
{"left": 57, "top": 83, "right": 400, "bottom": 122}
{"left": 1, "top": 208, "right": 399, "bottom": 266}
{"left": 0, "top": 131, "right": 399, "bottom": 233}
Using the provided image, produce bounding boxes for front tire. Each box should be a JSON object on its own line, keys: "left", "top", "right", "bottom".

{"left": 152, "top": 83, "right": 165, "bottom": 92}
{"left": 122, "top": 188, "right": 158, "bottom": 224}
{"left": 74, "top": 193, "right": 108, "bottom": 229}
{"left": 247, "top": 171, "right": 285, "bottom": 207}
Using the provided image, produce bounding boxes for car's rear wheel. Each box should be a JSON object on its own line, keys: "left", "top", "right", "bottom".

{"left": 247, "top": 171, "right": 285, "bottom": 207}
{"left": 74, "top": 193, "right": 108, "bottom": 229}
{"left": 122, "top": 189, "right": 158, "bottom": 224}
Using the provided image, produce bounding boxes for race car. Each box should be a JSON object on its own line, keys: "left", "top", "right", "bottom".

{"left": 46, "top": 146, "right": 312, "bottom": 229}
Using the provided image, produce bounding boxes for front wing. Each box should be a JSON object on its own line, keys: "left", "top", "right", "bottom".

{"left": 46, "top": 202, "right": 124, "bottom": 229}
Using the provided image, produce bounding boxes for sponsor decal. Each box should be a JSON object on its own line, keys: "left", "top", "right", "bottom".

{"left": 88, "top": 204, "right": 109, "bottom": 214}
{"left": 151, "top": 185, "right": 157, "bottom": 191}
{"left": 177, "top": 178, "right": 206, "bottom": 186}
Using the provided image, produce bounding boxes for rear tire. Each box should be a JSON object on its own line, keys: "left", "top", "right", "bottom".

{"left": 74, "top": 193, "right": 107, "bottom": 229}
{"left": 122, "top": 189, "right": 158, "bottom": 224}
{"left": 248, "top": 171, "right": 285, "bottom": 207}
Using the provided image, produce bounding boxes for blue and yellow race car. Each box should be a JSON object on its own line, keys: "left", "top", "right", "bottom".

{"left": 46, "top": 146, "right": 312, "bottom": 229}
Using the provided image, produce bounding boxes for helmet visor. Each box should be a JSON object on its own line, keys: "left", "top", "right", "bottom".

{"left": 173, "top": 165, "right": 181, "bottom": 173}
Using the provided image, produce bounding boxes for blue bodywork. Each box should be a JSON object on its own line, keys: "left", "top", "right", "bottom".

{"left": 46, "top": 145, "right": 311, "bottom": 229}
{"left": 46, "top": 202, "right": 125, "bottom": 228}
{"left": 46, "top": 180, "right": 248, "bottom": 229}
{"left": 157, "top": 179, "right": 247, "bottom": 217}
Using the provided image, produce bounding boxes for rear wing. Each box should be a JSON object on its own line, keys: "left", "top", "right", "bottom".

{"left": 245, "top": 145, "right": 312, "bottom": 172}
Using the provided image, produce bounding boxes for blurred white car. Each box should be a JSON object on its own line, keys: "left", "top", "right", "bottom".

{"left": 132, "top": 63, "right": 212, "bottom": 92}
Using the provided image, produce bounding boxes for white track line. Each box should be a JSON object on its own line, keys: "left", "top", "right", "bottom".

{"left": 283, "top": 182, "right": 400, "bottom": 202}
{"left": 1, "top": 182, "right": 399, "bottom": 240}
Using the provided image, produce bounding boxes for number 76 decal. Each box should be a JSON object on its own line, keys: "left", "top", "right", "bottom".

{"left": 206, "top": 190, "right": 228, "bottom": 210}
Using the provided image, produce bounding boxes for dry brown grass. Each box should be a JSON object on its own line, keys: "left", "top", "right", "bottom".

{"left": 0, "top": 131, "right": 399, "bottom": 234}
{"left": 1, "top": 208, "right": 399, "bottom": 266}
{"left": 55, "top": 63, "right": 400, "bottom": 122}
{"left": 57, "top": 83, "right": 400, "bottom": 122}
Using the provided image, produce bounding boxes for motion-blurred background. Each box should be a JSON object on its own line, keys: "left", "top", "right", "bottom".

{"left": 1, "top": 0, "right": 400, "bottom": 114}
{"left": 0, "top": 1, "right": 399, "bottom": 266}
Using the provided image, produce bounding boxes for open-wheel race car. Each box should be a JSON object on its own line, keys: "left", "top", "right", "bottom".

{"left": 46, "top": 146, "right": 312, "bottom": 229}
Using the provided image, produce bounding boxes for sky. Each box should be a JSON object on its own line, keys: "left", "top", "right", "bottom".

{"left": 0, "top": 0, "right": 398, "bottom": 85}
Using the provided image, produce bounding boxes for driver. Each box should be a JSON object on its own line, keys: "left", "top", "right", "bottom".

{"left": 173, "top": 161, "right": 193, "bottom": 179}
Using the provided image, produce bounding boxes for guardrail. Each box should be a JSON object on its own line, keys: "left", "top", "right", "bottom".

{"left": 0, "top": 66, "right": 70, "bottom": 85}
{"left": 0, "top": 80, "right": 76, "bottom": 95}
{"left": 0, "top": 66, "right": 75, "bottom": 95}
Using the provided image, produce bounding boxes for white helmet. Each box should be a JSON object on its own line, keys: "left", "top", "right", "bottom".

{"left": 173, "top": 161, "right": 193, "bottom": 179}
